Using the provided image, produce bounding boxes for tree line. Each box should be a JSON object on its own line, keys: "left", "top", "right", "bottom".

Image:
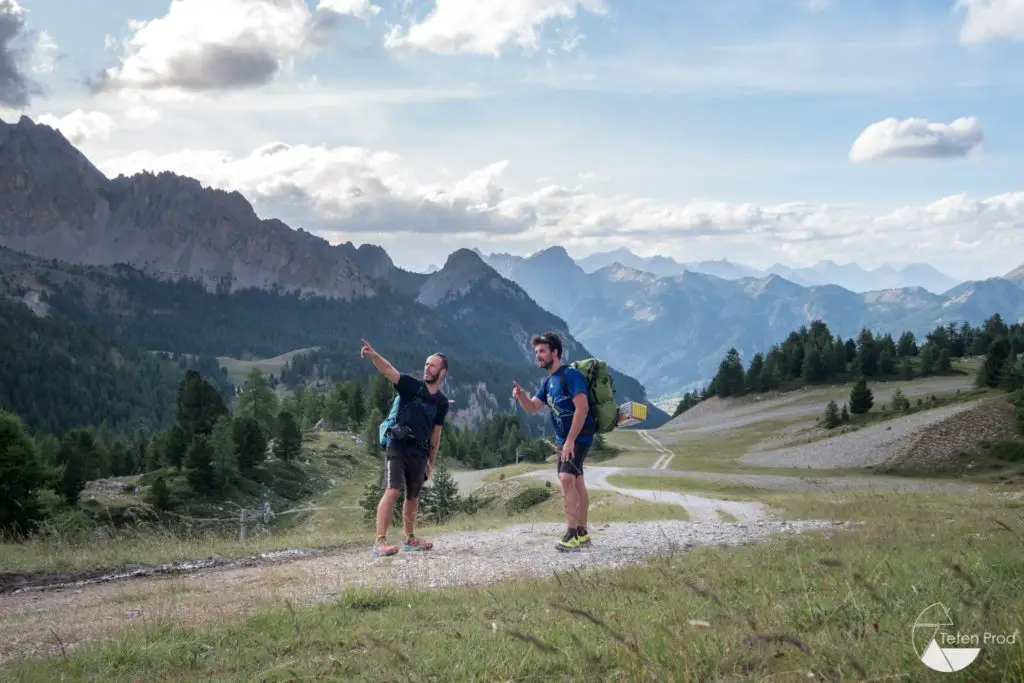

{"left": 674, "top": 315, "right": 1024, "bottom": 417}
{"left": 0, "top": 363, "right": 572, "bottom": 538}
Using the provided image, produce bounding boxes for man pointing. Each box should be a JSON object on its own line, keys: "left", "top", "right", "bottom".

{"left": 361, "top": 339, "right": 449, "bottom": 557}
{"left": 512, "top": 331, "right": 594, "bottom": 551}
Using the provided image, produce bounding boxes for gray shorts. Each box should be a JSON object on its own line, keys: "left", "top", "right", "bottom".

{"left": 383, "top": 442, "right": 428, "bottom": 499}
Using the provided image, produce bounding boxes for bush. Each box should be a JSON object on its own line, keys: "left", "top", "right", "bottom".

{"left": 504, "top": 487, "right": 551, "bottom": 515}
{"left": 987, "top": 440, "right": 1024, "bottom": 463}
{"left": 822, "top": 400, "right": 841, "bottom": 429}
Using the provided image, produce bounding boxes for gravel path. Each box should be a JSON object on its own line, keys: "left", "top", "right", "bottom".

{"left": 740, "top": 401, "right": 983, "bottom": 469}
{"left": 0, "top": 519, "right": 842, "bottom": 665}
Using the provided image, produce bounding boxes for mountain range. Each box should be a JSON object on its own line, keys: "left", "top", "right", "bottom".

{"left": 0, "top": 115, "right": 665, "bottom": 430}
{"left": 558, "top": 248, "right": 962, "bottom": 294}
{"left": 2, "top": 113, "right": 1022, "bottom": 413}
{"left": 477, "top": 246, "right": 1024, "bottom": 399}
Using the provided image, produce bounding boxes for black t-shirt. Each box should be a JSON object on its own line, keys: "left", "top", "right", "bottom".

{"left": 391, "top": 373, "right": 448, "bottom": 457}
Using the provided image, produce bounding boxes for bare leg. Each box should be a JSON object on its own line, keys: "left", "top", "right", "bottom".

{"left": 574, "top": 475, "right": 589, "bottom": 529}
{"left": 375, "top": 488, "right": 401, "bottom": 540}
{"left": 402, "top": 496, "right": 419, "bottom": 539}
{"left": 559, "top": 473, "right": 581, "bottom": 528}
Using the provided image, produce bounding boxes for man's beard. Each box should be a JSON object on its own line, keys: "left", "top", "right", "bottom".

{"left": 424, "top": 371, "right": 440, "bottom": 384}
{"left": 539, "top": 359, "right": 553, "bottom": 370}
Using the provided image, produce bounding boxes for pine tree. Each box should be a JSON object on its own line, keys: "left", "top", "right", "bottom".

{"left": 822, "top": 400, "right": 841, "bottom": 429}
{"left": 232, "top": 416, "right": 267, "bottom": 471}
{"left": 236, "top": 368, "right": 278, "bottom": 436}
{"left": 937, "top": 349, "right": 952, "bottom": 374}
{"left": 146, "top": 475, "right": 172, "bottom": 511}
{"left": 840, "top": 403, "right": 850, "bottom": 422}
{"left": 273, "top": 410, "right": 302, "bottom": 462}
{"left": 0, "top": 410, "right": 46, "bottom": 537}
{"left": 900, "top": 356, "right": 914, "bottom": 381}
{"left": 849, "top": 378, "right": 874, "bottom": 415}
{"left": 177, "top": 370, "right": 229, "bottom": 439}
{"left": 185, "top": 435, "right": 215, "bottom": 492}
{"left": 891, "top": 388, "right": 910, "bottom": 412}
{"left": 420, "top": 457, "right": 461, "bottom": 523}
{"left": 55, "top": 429, "right": 94, "bottom": 506}
{"left": 210, "top": 415, "right": 239, "bottom": 490}
{"left": 877, "top": 348, "right": 894, "bottom": 375}
{"left": 363, "top": 407, "right": 384, "bottom": 456}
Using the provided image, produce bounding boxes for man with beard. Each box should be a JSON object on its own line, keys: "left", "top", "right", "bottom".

{"left": 512, "top": 331, "right": 595, "bottom": 551}
{"left": 361, "top": 340, "right": 450, "bottom": 557}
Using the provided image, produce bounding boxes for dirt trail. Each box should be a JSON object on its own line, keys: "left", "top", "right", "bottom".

{"left": 0, "top": 518, "right": 841, "bottom": 666}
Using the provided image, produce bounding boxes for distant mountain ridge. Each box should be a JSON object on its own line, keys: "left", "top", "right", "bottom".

{"left": 567, "top": 247, "right": 962, "bottom": 293}
{"left": 0, "top": 117, "right": 664, "bottom": 428}
{"left": 479, "top": 246, "right": 1024, "bottom": 397}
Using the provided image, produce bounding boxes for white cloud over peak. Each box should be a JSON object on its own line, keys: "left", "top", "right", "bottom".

{"left": 95, "top": 139, "right": 1024, "bottom": 278}
{"left": 384, "top": 0, "right": 606, "bottom": 55}
{"left": 96, "top": 0, "right": 380, "bottom": 94}
{"left": 957, "top": 0, "right": 1024, "bottom": 44}
{"left": 848, "top": 117, "right": 984, "bottom": 162}
{"left": 37, "top": 109, "right": 115, "bottom": 145}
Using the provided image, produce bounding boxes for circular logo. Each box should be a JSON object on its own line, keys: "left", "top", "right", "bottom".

{"left": 911, "top": 602, "right": 981, "bottom": 673}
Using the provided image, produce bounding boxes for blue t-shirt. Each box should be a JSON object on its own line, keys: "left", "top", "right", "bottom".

{"left": 390, "top": 373, "right": 448, "bottom": 457}
{"left": 534, "top": 366, "right": 595, "bottom": 446}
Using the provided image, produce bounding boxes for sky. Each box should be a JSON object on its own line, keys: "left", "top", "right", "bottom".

{"left": 1, "top": 0, "right": 1023, "bottom": 281}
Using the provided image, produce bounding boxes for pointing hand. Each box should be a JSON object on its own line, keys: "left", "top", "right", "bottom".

{"left": 360, "top": 339, "right": 376, "bottom": 359}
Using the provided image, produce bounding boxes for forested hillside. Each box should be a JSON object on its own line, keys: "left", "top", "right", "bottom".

{"left": 0, "top": 298, "right": 229, "bottom": 436}
{"left": 674, "top": 315, "right": 1024, "bottom": 415}
{"left": 1, "top": 247, "right": 665, "bottom": 430}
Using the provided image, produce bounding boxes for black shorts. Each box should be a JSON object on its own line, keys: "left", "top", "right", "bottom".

{"left": 383, "top": 442, "right": 428, "bottom": 499}
{"left": 556, "top": 440, "right": 591, "bottom": 477}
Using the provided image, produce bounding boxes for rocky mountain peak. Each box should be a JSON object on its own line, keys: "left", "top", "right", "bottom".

{"left": 416, "top": 248, "right": 499, "bottom": 306}
{"left": 0, "top": 116, "right": 374, "bottom": 300}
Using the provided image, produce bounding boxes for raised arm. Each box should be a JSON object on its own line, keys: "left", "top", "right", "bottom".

{"left": 512, "top": 380, "right": 545, "bottom": 414}
{"left": 360, "top": 339, "right": 399, "bottom": 384}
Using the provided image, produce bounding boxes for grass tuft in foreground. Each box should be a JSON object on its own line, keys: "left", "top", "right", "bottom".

{"left": 3, "top": 490, "right": 1021, "bottom": 682}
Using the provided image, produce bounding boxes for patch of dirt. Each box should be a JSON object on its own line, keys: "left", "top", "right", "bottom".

{"left": 879, "top": 397, "right": 1020, "bottom": 473}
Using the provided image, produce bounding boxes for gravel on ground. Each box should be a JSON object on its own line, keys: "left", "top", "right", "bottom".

{"left": 0, "top": 519, "right": 843, "bottom": 665}
{"left": 739, "top": 401, "right": 984, "bottom": 469}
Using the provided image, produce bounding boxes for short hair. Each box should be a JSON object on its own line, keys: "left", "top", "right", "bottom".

{"left": 530, "top": 331, "right": 563, "bottom": 359}
{"left": 432, "top": 352, "right": 448, "bottom": 370}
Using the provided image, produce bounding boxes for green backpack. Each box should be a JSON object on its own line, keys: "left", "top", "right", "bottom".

{"left": 567, "top": 357, "right": 618, "bottom": 434}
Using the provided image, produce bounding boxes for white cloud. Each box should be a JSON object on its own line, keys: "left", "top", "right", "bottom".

{"left": 317, "top": 0, "right": 380, "bottom": 20}
{"left": 957, "top": 0, "right": 1024, "bottom": 44}
{"left": 384, "top": 0, "right": 607, "bottom": 55}
{"left": 36, "top": 109, "right": 116, "bottom": 145}
{"left": 848, "top": 117, "right": 984, "bottom": 162}
{"left": 95, "top": 140, "right": 1024, "bottom": 279}
{"left": 97, "top": 0, "right": 380, "bottom": 94}
{"left": 29, "top": 30, "right": 58, "bottom": 74}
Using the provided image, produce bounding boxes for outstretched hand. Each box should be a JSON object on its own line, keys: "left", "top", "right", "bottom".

{"left": 360, "top": 339, "right": 376, "bottom": 359}
{"left": 511, "top": 380, "right": 525, "bottom": 401}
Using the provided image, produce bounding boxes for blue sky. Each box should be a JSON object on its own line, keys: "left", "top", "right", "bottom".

{"left": 3, "top": 0, "right": 1023, "bottom": 280}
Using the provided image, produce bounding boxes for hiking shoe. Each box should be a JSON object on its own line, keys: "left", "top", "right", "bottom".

{"left": 576, "top": 530, "right": 591, "bottom": 546}
{"left": 555, "top": 531, "right": 583, "bottom": 552}
{"left": 372, "top": 541, "right": 399, "bottom": 558}
{"left": 403, "top": 536, "right": 433, "bottom": 552}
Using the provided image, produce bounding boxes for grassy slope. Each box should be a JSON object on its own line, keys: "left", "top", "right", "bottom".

{"left": 2, "top": 490, "right": 1021, "bottom": 681}
{"left": 216, "top": 347, "right": 319, "bottom": 387}
{"left": 0, "top": 433, "right": 684, "bottom": 576}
